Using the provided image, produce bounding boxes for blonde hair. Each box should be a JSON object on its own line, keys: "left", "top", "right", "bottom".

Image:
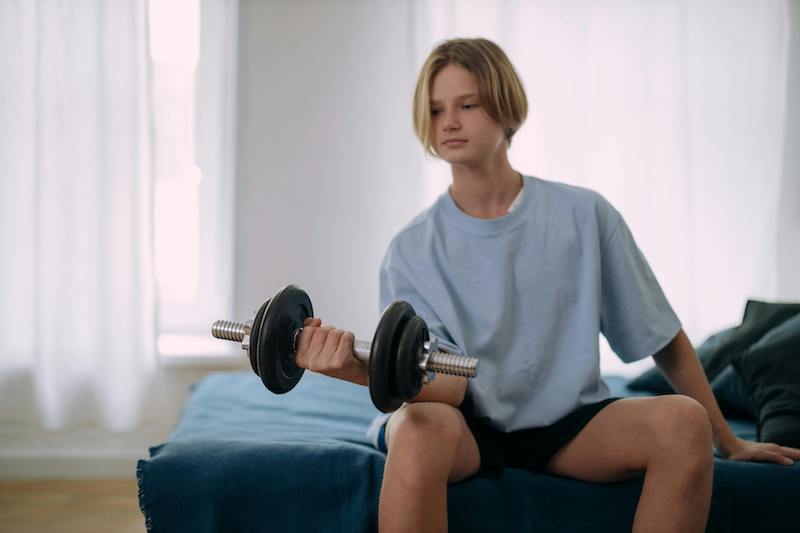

{"left": 413, "top": 38, "right": 528, "bottom": 157}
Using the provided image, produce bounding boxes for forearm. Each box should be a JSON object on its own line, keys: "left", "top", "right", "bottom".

{"left": 408, "top": 373, "right": 468, "bottom": 407}
{"left": 652, "top": 329, "right": 738, "bottom": 453}
{"left": 341, "top": 361, "right": 465, "bottom": 405}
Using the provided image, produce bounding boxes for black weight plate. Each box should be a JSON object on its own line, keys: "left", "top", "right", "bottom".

{"left": 396, "top": 315, "right": 427, "bottom": 402}
{"left": 369, "top": 301, "right": 415, "bottom": 412}
{"left": 255, "top": 285, "right": 313, "bottom": 394}
{"left": 247, "top": 299, "right": 269, "bottom": 375}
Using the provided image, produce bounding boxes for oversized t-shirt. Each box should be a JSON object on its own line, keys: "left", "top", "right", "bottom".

{"left": 374, "top": 175, "right": 682, "bottom": 433}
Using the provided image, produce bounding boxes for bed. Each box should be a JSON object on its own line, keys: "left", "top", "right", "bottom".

{"left": 137, "top": 369, "right": 799, "bottom": 532}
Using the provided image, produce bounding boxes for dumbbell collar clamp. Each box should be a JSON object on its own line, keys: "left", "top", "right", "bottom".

{"left": 419, "top": 337, "right": 438, "bottom": 385}
{"left": 241, "top": 319, "right": 254, "bottom": 358}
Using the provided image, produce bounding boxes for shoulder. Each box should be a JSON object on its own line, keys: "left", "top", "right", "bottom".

{"left": 381, "top": 200, "right": 442, "bottom": 270}
{"left": 530, "top": 176, "right": 621, "bottom": 228}
{"left": 531, "top": 176, "right": 610, "bottom": 208}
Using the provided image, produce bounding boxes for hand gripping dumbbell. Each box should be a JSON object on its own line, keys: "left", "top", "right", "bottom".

{"left": 211, "top": 284, "right": 479, "bottom": 413}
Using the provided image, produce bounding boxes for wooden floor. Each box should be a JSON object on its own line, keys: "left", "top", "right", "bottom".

{"left": 0, "top": 479, "right": 145, "bottom": 533}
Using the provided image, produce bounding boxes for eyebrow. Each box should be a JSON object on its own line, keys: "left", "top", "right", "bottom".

{"left": 430, "top": 92, "right": 479, "bottom": 105}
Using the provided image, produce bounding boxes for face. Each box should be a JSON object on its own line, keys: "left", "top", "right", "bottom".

{"left": 429, "top": 63, "right": 507, "bottom": 166}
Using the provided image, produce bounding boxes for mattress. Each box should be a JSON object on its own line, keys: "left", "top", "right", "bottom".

{"left": 137, "top": 370, "right": 799, "bottom": 532}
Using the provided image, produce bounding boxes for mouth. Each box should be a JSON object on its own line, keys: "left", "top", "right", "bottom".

{"left": 442, "top": 139, "right": 467, "bottom": 147}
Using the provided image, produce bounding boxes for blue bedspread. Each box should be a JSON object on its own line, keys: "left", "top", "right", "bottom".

{"left": 137, "top": 371, "right": 799, "bottom": 532}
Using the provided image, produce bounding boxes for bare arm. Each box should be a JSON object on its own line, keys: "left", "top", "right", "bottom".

{"left": 652, "top": 329, "right": 737, "bottom": 452}
{"left": 295, "top": 317, "right": 467, "bottom": 407}
{"left": 407, "top": 373, "right": 468, "bottom": 408}
{"left": 295, "top": 318, "right": 369, "bottom": 387}
{"left": 653, "top": 329, "right": 799, "bottom": 465}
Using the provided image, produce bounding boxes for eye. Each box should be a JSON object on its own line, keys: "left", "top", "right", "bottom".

{"left": 462, "top": 103, "right": 479, "bottom": 110}
{"left": 431, "top": 108, "right": 441, "bottom": 116}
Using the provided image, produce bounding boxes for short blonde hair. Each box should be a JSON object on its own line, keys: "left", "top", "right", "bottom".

{"left": 413, "top": 38, "right": 528, "bottom": 157}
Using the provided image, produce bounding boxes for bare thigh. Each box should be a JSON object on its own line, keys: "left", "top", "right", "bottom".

{"left": 384, "top": 402, "right": 482, "bottom": 483}
{"left": 543, "top": 395, "right": 712, "bottom": 483}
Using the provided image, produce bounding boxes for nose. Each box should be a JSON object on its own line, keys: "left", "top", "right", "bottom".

{"left": 441, "top": 108, "right": 460, "bottom": 132}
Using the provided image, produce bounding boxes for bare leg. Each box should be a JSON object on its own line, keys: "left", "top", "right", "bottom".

{"left": 544, "top": 395, "right": 714, "bottom": 533}
{"left": 378, "top": 402, "right": 481, "bottom": 533}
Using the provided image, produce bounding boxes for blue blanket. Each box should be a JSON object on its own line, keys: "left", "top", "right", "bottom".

{"left": 137, "top": 371, "right": 799, "bottom": 532}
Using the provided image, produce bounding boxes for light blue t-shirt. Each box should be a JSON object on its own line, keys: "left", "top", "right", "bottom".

{"left": 374, "top": 175, "right": 681, "bottom": 433}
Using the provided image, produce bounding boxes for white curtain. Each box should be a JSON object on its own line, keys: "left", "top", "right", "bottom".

{"left": 408, "top": 0, "right": 799, "bottom": 372}
{"left": 0, "top": 0, "right": 160, "bottom": 434}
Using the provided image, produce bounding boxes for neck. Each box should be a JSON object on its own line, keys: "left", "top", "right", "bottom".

{"left": 448, "top": 153, "right": 522, "bottom": 219}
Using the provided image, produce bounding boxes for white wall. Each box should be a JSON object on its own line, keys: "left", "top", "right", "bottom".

{"left": 234, "top": 0, "right": 433, "bottom": 339}
{"left": 777, "top": 0, "right": 800, "bottom": 299}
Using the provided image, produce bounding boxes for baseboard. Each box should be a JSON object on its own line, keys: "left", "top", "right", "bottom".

{"left": 0, "top": 425, "right": 170, "bottom": 480}
{"left": 0, "top": 454, "right": 141, "bottom": 479}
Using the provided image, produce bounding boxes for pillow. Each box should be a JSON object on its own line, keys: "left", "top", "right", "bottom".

{"left": 709, "top": 364, "right": 757, "bottom": 419}
{"left": 627, "top": 300, "right": 800, "bottom": 394}
{"left": 732, "top": 313, "right": 800, "bottom": 447}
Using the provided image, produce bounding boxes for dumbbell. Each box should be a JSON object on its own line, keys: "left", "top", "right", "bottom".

{"left": 211, "top": 284, "right": 479, "bottom": 413}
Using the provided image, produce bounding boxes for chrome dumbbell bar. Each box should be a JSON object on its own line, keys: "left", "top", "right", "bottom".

{"left": 212, "top": 319, "right": 478, "bottom": 379}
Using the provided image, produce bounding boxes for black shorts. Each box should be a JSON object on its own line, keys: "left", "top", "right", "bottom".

{"left": 457, "top": 392, "right": 622, "bottom": 478}
{"left": 375, "top": 393, "right": 622, "bottom": 479}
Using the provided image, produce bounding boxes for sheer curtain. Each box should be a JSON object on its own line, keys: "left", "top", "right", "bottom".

{"left": 408, "top": 0, "right": 799, "bottom": 373}
{"left": 0, "top": 0, "right": 161, "bottom": 441}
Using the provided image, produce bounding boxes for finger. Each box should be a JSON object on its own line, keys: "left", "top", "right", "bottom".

{"left": 298, "top": 325, "right": 325, "bottom": 349}
{"left": 339, "top": 331, "right": 355, "bottom": 351}
{"left": 322, "top": 329, "right": 344, "bottom": 360}
{"left": 304, "top": 327, "right": 331, "bottom": 370}
{"left": 295, "top": 326, "right": 315, "bottom": 362}
{"left": 320, "top": 329, "right": 345, "bottom": 370}
{"left": 779, "top": 446, "right": 800, "bottom": 460}
{"left": 755, "top": 450, "right": 793, "bottom": 465}
{"left": 757, "top": 442, "right": 800, "bottom": 462}
{"left": 303, "top": 317, "right": 322, "bottom": 327}
{"left": 336, "top": 331, "right": 355, "bottom": 356}
{"left": 333, "top": 331, "right": 356, "bottom": 368}
{"left": 309, "top": 326, "right": 329, "bottom": 353}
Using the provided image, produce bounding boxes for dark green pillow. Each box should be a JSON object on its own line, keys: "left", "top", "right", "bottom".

{"left": 732, "top": 313, "right": 800, "bottom": 447}
{"left": 709, "top": 364, "right": 757, "bottom": 419}
{"left": 627, "top": 300, "right": 800, "bottom": 394}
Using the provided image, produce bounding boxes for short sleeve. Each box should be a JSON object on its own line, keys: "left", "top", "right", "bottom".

{"left": 600, "top": 210, "right": 682, "bottom": 363}
{"left": 378, "top": 251, "right": 462, "bottom": 355}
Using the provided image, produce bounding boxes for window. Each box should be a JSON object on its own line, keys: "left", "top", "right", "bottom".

{"left": 148, "top": 0, "right": 238, "bottom": 360}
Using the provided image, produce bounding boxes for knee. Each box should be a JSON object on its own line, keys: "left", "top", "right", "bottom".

{"left": 649, "top": 396, "right": 713, "bottom": 465}
{"left": 390, "top": 402, "right": 463, "bottom": 450}
{"left": 386, "top": 403, "right": 464, "bottom": 477}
